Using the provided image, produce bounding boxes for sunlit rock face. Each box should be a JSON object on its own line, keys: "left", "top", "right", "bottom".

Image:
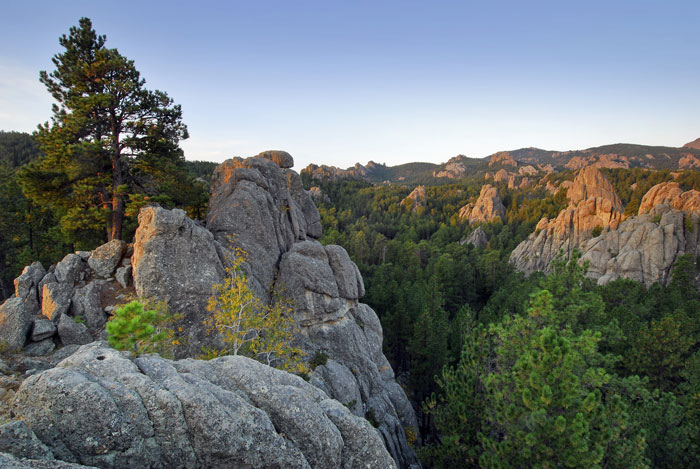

{"left": 511, "top": 168, "right": 700, "bottom": 289}
{"left": 459, "top": 184, "right": 505, "bottom": 225}
{"left": 510, "top": 166, "right": 623, "bottom": 274}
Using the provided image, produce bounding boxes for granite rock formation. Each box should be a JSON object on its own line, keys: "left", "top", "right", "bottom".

{"left": 579, "top": 204, "right": 700, "bottom": 286}
{"left": 12, "top": 343, "right": 396, "bottom": 468}
{"left": 488, "top": 151, "right": 518, "bottom": 167}
{"left": 0, "top": 152, "right": 420, "bottom": 467}
{"left": 459, "top": 184, "right": 505, "bottom": 225}
{"left": 510, "top": 167, "right": 623, "bottom": 274}
{"left": 133, "top": 154, "right": 419, "bottom": 466}
{"left": 512, "top": 170, "right": 700, "bottom": 288}
{"left": 400, "top": 186, "right": 427, "bottom": 213}
{"left": 460, "top": 227, "right": 489, "bottom": 249}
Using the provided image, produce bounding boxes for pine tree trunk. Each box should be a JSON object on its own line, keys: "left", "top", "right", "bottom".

{"left": 110, "top": 116, "right": 123, "bottom": 241}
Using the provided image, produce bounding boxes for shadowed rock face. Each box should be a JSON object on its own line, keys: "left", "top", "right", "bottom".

{"left": 13, "top": 343, "right": 396, "bottom": 469}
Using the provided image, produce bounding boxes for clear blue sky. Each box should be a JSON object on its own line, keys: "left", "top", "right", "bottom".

{"left": 1, "top": 0, "right": 699, "bottom": 170}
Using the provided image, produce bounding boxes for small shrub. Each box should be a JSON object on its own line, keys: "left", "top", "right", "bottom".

{"left": 344, "top": 399, "right": 357, "bottom": 410}
{"left": 106, "top": 300, "right": 179, "bottom": 357}
{"left": 310, "top": 351, "right": 329, "bottom": 369}
{"left": 653, "top": 214, "right": 662, "bottom": 224}
{"left": 591, "top": 225, "right": 602, "bottom": 237}
{"left": 73, "top": 314, "right": 86, "bottom": 325}
{"left": 404, "top": 426, "right": 417, "bottom": 447}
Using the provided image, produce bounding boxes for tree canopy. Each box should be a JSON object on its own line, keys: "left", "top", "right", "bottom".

{"left": 19, "top": 17, "right": 191, "bottom": 243}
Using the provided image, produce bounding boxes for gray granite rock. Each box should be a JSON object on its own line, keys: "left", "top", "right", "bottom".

{"left": 30, "top": 319, "right": 56, "bottom": 342}
{"left": 23, "top": 339, "right": 55, "bottom": 357}
{"left": 132, "top": 207, "right": 225, "bottom": 355}
{"left": 40, "top": 283, "right": 72, "bottom": 323}
{"left": 13, "top": 343, "right": 396, "bottom": 469}
{"left": 88, "top": 240, "right": 126, "bottom": 278}
{"left": 54, "top": 254, "right": 87, "bottom": 286}
{"left": 57, "top": 315, "right": 91, "bottom": 346}
{"left": 0, "top": 420, "right": 54, "bottom": 460}
{"left": 0, "top": 297, "right": 32, "bottom": 351}
{"left": 115, "top": 265, "right": 132, "bottom": 288}
{"left": 13, "top": 262, "right": 45, "bottom": 316}
{"left": 70, "top": 282, "right": 106, "bottom": 331}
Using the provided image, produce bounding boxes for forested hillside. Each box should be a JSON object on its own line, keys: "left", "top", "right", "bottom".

{"left": 304, "top": 166, "right": 700, "bottom": 467}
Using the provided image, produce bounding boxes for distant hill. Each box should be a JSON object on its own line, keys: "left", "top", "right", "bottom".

{"left": 303, "top": 142, "right": 700, "bottom": 186}
{"left": 684, "top": 138, "right": 700, "bottom": 150}
{"left": 504, "top": 143, "right": 700, "bottom": 170}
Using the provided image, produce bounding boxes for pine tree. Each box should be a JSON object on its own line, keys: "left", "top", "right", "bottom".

{"left": 19, "top": 17, "right": 189, "bottom": 242}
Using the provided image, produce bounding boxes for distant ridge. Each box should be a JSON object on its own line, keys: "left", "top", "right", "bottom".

{"left": 684, "top": 138, "right": 700, "bottom": 150}
{"left": 302, "top": 141, "right": 700, "bottom": 186}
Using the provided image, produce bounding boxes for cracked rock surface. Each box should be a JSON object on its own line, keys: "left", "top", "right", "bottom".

{"left": 13, "top": 343, "right": 395, "bottom": 469}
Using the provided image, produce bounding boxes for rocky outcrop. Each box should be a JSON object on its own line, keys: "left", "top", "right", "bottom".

{"left": 308, "top": 187, "right": 330, "bottom": 204}
{"left": 565, "top": 154, "right": 630, "bottom": 170}
{"left": 567, "top": 166, "right": 623, "bottom": 210}
{"left": 401, "top": 186, "right": 427, "bottom": 213}
{"left": 579, "top": 204, "right": 700, "bottom": 286}
{"left": 206, "top": 156, "right": 321, "bottom": 297}
{"left": 0, "top": 242, "right": 136, "bottom": 355}
{"left": 512, "top": 170, "right": 700, "bottom": 287}
{"left": 637, "top": 182, "right": 700, "bottom": 215}
{"left": 459, "top": 184, "right": 505, "bottom": 225}
{"left": 493, "top": 169, "right": 509, "bottom": 183}
{"left": 679, "top": 154, "right": 700, "bottom": 169}
{"left": 301, "top": 162, "right": 373, "bottom": 182}
{"left": 433, "top": 155, "right": 468, "bottom": 179}
{"left": 683, "top": 138, "right": 700, "bottom": 150}
{"left": 12, "top": 343, "right": 396, "bottom": 469}
{"left": 2, "top": 152, "right": 419, "bottom": 467}
{"left": 460, "top": 227, "right": 488, "bottom": 249}
{"left": 488, "top": 152, "right": 517, "bottom": 167}
{"left": 510, "top": 167, "right": 623, "bottom": 274}
{"left": 134, "top": 154, "right": 419, "bottom": 466}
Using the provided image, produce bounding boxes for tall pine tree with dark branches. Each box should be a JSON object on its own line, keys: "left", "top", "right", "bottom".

{"left": 20, "top": 17, "right": 189, "bottom": 243}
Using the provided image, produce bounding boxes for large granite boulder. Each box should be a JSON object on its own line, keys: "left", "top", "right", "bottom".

{"left": 13, "top": 262, "right": 45, "bottom": 316}
{"left": 87, "top": 240, "right": 126, "bottom": 279}
{"left": 132, "top": 206, "right": 225, "bottom": 355}
{"left": 12, "top": 343, "right": 395, "bottom": 469}
{"left": 0, "top": 297, "right": 33, "bottom": 352}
